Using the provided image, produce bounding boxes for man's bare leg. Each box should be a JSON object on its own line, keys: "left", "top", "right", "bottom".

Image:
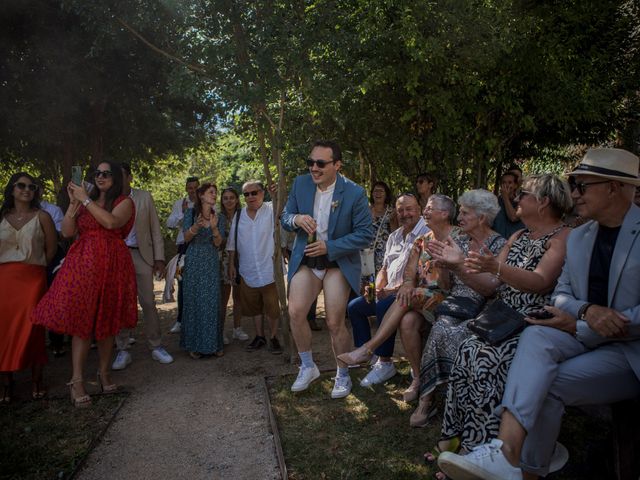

{"left": 322, "top": 269, "right": 352, "bottom": 368}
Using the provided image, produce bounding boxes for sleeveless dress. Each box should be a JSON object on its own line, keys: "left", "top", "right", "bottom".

{"left": 441, "top": 227, "right": 563, "bottom": 451}
{"left": 418, "top": 230, "right": 506, "bottom": 399}
{"left": 0, "top": 215, "right": 48, "bottom": 371}
{"left": 180, "top": 209, "right": 225, "bottom": 355}
{"left": 32, "top": 196, "right": 137, "bottom": 340}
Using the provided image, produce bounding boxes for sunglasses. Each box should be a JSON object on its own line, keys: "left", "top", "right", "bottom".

{"left": 306, "top": 158, "right": 335, "bottom": 168}
{"left": 515, "top": 190, "right": 534, "bottom": 201}
{"left": 14, "top": 182, "right": 38, "bottom": 192}
{"left": 94, "top": 170, "right": 113, "bottom": 179}
{"left": 243, "top": 189, "right": 262, "bottom": 197}
{"left": 568, "top": 178, "right": 610, "bottom": 195}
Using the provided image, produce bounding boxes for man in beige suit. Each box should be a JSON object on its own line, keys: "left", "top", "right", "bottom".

{"left": 113, "top": 163, "right": 174, "bottom": 369}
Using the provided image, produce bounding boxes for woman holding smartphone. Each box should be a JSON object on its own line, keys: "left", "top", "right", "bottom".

{"left": 181, "top": 182, "right": 226, "bottom": 358}
{"left": 33, "top": 161, "right": 136, "bottom": 407}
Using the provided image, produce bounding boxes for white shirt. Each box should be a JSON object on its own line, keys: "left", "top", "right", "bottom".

{"left": 383, "top": 217, "right": 429, "bottom": 289}
{"left": 167, "top": 197, "right": 194, "bottom": 245}
{"left": 226, "top": 201, "right": 275, "bottom": 288}
{"left": 312, "top": 180, "right": 336, "bottom": 241}
{"left": 125, "top": 191, "right": 138, "bottom": 247}
{"left": 40, "top": 201, "right": 63, "bottom": 233}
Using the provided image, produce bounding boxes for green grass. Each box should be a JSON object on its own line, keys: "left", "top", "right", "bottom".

{"left": 0, "top": 393, "right": 126, "bottom": 480}
{"left": 268, "top": 363, "right": 615, "bottom": 480}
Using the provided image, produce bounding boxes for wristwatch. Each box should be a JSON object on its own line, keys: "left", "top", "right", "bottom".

{"left": 577, "top": 303, "right": 593, "bottom": 320}
{"left": 82, "top": 198, "right": 92, "bottom": 207}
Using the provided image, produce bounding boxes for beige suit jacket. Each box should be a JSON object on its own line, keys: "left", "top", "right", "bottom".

{"left": 130, "top": 188, "right": 165, "bottom": 267}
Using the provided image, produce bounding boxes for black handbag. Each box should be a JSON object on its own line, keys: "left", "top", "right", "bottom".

{"left": 435, "top": 296, "right": 484, "bottom": 320}
{"left": 467, "top": 299, "right": 526, "bottom": 345}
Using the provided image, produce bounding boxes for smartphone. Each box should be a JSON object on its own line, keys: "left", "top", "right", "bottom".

{"left": 71, "top": 166, "right": 83, "bottom": 186}
{"left": 528, "top": 309, "right": 554, "bottom": 320}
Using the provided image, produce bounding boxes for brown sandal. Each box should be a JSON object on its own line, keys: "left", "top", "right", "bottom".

{"left": 96, "top": 372, "right": 118, "bottom": 394}
{"left": 67, "top": 379, "right": 91, "bottom": 408}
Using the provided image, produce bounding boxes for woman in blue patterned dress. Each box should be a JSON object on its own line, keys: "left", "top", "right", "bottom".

{"left": 362, "top": 181, "right": 398, "bottom": 285}
{"left": 181, "top": 183, "right": 226, "bottom": 358}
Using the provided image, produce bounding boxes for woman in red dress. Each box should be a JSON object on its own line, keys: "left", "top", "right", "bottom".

{"left": 0, "top": 172, "right": 57, "bottom": 403}
{"left": 33, "top": 161, "right": 136, "bottom": 407}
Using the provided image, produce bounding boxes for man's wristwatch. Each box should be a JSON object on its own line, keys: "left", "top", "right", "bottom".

{"left": 577, "top": 303, "right": 593, "bottom": 320}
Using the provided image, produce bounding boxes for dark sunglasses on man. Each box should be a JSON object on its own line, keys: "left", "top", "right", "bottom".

{"left": 14, "top": 182, "right": 38, "bottom": 192}
{"left": 568, "top": 177, "right": 610, "bottom": 196}
{"left": 243, "top": 189, "right": 262, "bottom": 198}
{"left": 94, "top": 170, "right": 113, "bottom": 179}
{"left": 306, "top": 158, "right": 335, "bottom": 169}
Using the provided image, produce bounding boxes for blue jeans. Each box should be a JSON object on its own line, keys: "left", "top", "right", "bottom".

{"left": 347, "top": 294, "right": 396, "bottom": 357}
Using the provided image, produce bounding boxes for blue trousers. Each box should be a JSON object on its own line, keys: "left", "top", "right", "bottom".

{"left": 347, "top": 294, "right": 396, "bottom": 357}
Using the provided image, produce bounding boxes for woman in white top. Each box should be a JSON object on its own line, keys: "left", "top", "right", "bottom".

{"left": 0, "top": 172, "right": 57, "bottom": 403}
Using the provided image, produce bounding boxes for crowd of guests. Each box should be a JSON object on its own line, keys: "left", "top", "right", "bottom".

{"left": 1, "top": 143, "right": 640, "bottom": 480}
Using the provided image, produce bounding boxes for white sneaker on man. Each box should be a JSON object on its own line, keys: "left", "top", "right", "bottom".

{"left": 232, "top": 327, "right": 249, "bottom": 341}
{"left": 331, "top": 375, "right": 353, "bottom": 399}
{"left": 112, "top": 350, "right": 132, "bottom": 370}
{"left": 438, "top": 439, "right": 523, "bottom": 480}
{"left": 360, "top": 360, "right": 397, "bottom": 387}
{"left": 151, "top": 347, "right": 174, "bottom": 364}
{"left": 291, "top": 364, "right": 320, "bottom": 392}
{"left": 169, "top": 321, "right": 181, "bottom": 334}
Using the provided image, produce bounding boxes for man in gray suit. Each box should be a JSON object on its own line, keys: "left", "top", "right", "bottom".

{"left": 439, "top": 148, "right": 640, "bottom": 480}
{"left": 113, "top": 163, "right": 174, "bottom": 369}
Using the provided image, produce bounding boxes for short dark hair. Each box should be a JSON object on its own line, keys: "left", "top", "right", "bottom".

{"left": 501, "top": 172, "right": 517, "bottom": 183}
{"left": 416, "top": 172, "right": 438, "bottom": 191}
{"left": 507, "top": 164, "right": 523, "bottom": 174}
{"left": 369, "top": 181, "right": 393, "bottom": 206}
{"left": 186, "top": 176, "right": 199, "bottom": 184}
{"left": 312, "top": 140, "right": 342, "bottom": 162}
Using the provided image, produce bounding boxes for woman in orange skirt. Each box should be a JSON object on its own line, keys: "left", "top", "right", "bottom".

{"left": 0, "top": 172, "right": 57, "bottom": 403}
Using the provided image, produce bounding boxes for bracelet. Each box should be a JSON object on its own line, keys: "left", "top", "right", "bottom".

{"left": 189, "top": 226, "right": 198, "bottom": 234}
{"left": 496, "top": 261, "right": 502, "bottom": 278}
{"left": 82, "top": 198, "right": 91, "bottom": 207}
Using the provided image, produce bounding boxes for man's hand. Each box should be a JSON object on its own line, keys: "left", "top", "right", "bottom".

{"left": 153, "top": 260, "right": 166, "bottom": 280}
{"left": 585, "top": 305, "right": 629, "bottom": 338}
{"left": 294, "top": 215, "right": 317, "bottom": 235}
{"left": 525, "top": 305, "right": 577, "bottom": 335}
{"left": 304, "top": 239, "right": 327, "bottom": 257}
{"left": 396, "top": 284, "right": 413, "bottom": 307}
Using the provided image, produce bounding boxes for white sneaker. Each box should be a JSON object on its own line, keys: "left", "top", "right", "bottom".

{"left": 112, "top": 350, "right": 132, "bottom": 370}
{"left": 232, "top": 327, "right": 249, "bottom": 341}
{"left": 169, "top": 321, "right": 181, "bottom": 333}
{"left": 151, "top": 347, "right": 174, "bottom": 364}
{"left": 128, "top": 337, "right": 136, "bottom": 345}
{"left": 331, "top": 375, "right": 352, "bottom": 399}
{"left": 438, "top": 439, "right": 523, "bottom": 480}
{"left": 223, "top": 334, "right": 230, "bottom": 345}
{"left": 291, "top": 364, "right": 320, "bottom": 392}
{"left": 360, "top": 361, "right": 397, "bottom": 387}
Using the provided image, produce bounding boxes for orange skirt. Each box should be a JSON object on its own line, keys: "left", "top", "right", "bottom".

{"left": 0, "top": 262, "right": 48, "bottom": 371}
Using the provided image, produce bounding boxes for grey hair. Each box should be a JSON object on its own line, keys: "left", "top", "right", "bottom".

{"left": 242, "top": 180, "right": 264, "bottom": 192}
{"left": 524, "top": 174, "right": 573, "bottom": 219}
{"left": 429, "top": 194, "right": 456, "bottom": 223}
{"left": 458, "top": 189, "right": 500, "bottom": 225}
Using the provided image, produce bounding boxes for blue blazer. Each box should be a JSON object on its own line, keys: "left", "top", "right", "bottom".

{"left": 281, "top": 174, "right": 373, "bottom": 293}
{"left": 552, "top": 203, "right": 640, "bottom": 379}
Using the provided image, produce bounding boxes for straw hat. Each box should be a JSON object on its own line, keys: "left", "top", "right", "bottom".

{"left": 569, "top": 148, "right": 640, "bottom": 186}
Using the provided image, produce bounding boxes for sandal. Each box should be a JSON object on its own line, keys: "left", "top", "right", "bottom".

{"left": 32, "top": 381, "right": 47, "bottom": 400}
{"left": 67, "top": 379, "right": 92, "bottom": 408}
{"left": 189, "top": 351, "right": 202, "bottom": 359}
{"left": 213, "top": 351, "right": 224, "bottom": 357}
{"left": 96, "top": 372, "right": 118, "bottom": 394}
{"left": 424, "top": 437, "right": 461, "bottom": 464}
{"left": 410, "top": 395, "right": 438, "bottom": 428}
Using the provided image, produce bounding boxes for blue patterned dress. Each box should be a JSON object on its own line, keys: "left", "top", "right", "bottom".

{"left": 180, "top": 209, "right": 226, "bottom": 355}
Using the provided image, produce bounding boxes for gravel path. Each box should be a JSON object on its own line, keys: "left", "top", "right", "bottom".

{"left": 42, "top": 282, "right": 338, "bottom": 480}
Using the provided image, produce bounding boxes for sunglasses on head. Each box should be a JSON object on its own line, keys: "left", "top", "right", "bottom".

{"left": 568, "top": 178, "right": 610, "bottom": 195}
{"left": 94, "top": 170, "right": 113, "bottom": 179}
{"left": 243, "top": 189, "right": 262, "bottom": 197}
{"left": 14, "top": 182, "right": 38, "bottom": 192}
{"left": 306, "top": 158, "right": 335, "bottom": 168}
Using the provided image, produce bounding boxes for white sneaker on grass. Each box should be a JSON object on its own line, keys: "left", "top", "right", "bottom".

{"left": 360, "top": 361, "right": 396, "bottom": 387}
{"left": 291, "top": 364, "right": 320, "bottom": 392}
{"left": 169, "top": 321, "right": 181, "bottom": 334}
{"left": 112, "top": 350, "right": 132, "bottom": 370}
{"left": 331, "top": 376, "right": 352, "bottom": 399}
{"left": 438, "top": 439, "right": 522, "bottom": 480}
{"left": 232, "top": 327, "right": 249, "bottom": 341}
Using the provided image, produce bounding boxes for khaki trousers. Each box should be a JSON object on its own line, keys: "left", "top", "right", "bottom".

{"left": 116, "top": 249, "right": 162, "bottom": 350}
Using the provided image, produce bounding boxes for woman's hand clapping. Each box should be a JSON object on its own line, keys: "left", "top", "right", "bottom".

{"left": 464, "top": 246, "right": 499, "bottom": 275}
{"left": 427, "top": 237, "right": 464, "bottom": 268}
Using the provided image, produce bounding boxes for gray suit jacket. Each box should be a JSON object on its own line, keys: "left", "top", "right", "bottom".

{"left": 552, "top": 203, "right": 640, "bottom": 378}
{"left": 130, "top": 188, "right": 165, "bottom": 267}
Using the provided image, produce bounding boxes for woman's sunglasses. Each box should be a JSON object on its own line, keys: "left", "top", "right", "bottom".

{"left": 14, "top": 182, "right": 38, "bottom": 192}
{"left": 94, "top": 170, "right": 113, "bottom": 179}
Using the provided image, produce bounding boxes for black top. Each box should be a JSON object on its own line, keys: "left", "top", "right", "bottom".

{"left": 588, "top": 225, "right": 621, "bottom": 306}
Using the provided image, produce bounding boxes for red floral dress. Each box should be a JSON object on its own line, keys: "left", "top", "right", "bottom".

{"left": 32, "top": 196, "right": 137, "bottom": 340}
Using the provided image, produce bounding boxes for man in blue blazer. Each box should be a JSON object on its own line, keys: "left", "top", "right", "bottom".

{"left": 281, "top": 140, "right": 373, "bottom": 398}
{"left": 439, "top": 148, "right": 640, "bottom": 480}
